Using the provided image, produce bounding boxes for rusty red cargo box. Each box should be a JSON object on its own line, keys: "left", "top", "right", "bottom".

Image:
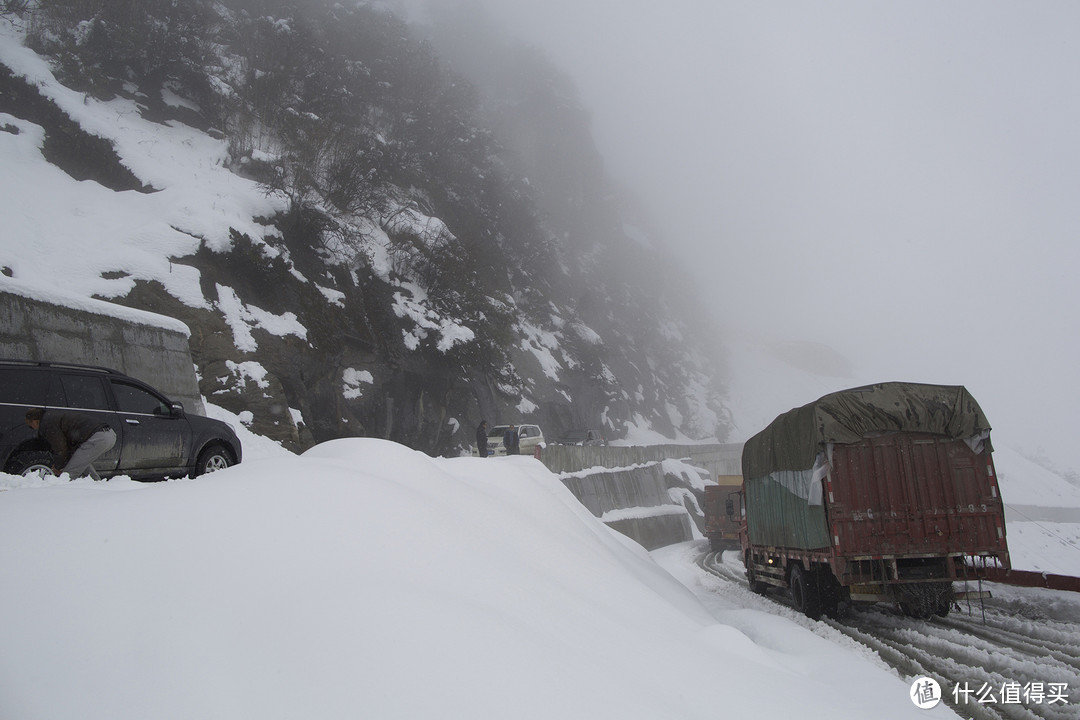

{"left": 826, "top": 432, "right": 1008, "bottom": 583}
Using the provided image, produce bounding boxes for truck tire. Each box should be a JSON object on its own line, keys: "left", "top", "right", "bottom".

{"left": 934, "top": 582, "right": 955, "bottom": 617}
{"left": 897, "top": 582, "right": 951, "bottom": 619}
{"left": 817, "top": 571, "right": 842, "bottom": 619}
{"left": 790, "top": 564, "right": 823, "bottom": 620}
{"left": 745, "top": 551, "right": 768, "bottom": 595}
{"left": 899, "top": 597, "right": 932, "bottom": 619}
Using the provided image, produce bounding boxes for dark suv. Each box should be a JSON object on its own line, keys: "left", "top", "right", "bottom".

{"left": 0, "top": 359, "right": 242, "bottom": 480}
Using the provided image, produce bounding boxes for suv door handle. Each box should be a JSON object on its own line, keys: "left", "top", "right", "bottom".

{"left": 125, "top": 418, "right": 140, "bottom": 425}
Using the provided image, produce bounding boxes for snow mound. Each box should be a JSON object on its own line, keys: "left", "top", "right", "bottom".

{"left": 0, "top": 439, "right": 939, "bottom": 720}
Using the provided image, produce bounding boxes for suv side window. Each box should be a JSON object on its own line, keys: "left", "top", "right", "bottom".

{"left": 0, "top": 368, "right": 51, "bottom": 405}
{"left": 112, "top": 381, "right": 170, "bottom": 415}
{"left": 59, "top": 374, "right": 111, "bottom": 410}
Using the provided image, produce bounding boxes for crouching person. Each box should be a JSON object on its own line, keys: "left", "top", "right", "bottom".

{"left": 25, "top": 408, "right": 117, "bottom": 481}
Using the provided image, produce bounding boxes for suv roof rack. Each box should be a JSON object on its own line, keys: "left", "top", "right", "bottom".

{"left": 0, "top": 359, "right": 121, "bottom": 375}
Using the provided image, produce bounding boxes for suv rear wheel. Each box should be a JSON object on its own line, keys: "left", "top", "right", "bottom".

{"left": 7, "top": 450, "right": 56, "bottom": 477}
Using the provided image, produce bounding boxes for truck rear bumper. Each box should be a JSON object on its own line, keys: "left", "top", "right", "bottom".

{"left": 837, "top": 552, "right": 1008, "bottom": 586}
{"left": 848, "top": 583, "right": 992, "bottom": 603}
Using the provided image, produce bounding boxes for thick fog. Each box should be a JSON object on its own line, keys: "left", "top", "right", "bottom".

{"left": 412, "top": 1, "right": 1080, "bottom": 476}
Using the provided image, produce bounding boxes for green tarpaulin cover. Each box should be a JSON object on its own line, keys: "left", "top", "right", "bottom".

{"left": 742, "top": 382, "right": 991, "bottom": 482}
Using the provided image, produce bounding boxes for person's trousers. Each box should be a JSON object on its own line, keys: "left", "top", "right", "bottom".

{"left": 63, "top": 427, "right": 117, "bottom": 481}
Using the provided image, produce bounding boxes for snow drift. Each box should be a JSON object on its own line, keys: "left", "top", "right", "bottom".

{"left": 0, "top": 439, "right": 947, "bottom": 720}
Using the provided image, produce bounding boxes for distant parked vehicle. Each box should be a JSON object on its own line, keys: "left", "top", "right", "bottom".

{"left": 553, "top": 428, "right": 605, "bottom": 446}
{"left": 473, "top": 423, "right": 544, "bottom": 456}
{"left": 0, "top": 359, "right": 242, "bottom": 481}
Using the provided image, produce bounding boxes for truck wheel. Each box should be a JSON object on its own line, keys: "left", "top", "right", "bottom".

{"left": 897, "top": 583, "right": 951, "bottom": 619}
{"left": 790, "top": 564, "right": 823, "bottom": 620}
{"left": 745, "top": 551, "right": 767, "bottom": 595}
{"left": 818, "top": 571, "right": 842, "bottom": 619}
{"left": 899, "top": 598, "right": 933, "bottom": 619}
{"left": 932, "top": 582, "right": 954, "bottom": 618}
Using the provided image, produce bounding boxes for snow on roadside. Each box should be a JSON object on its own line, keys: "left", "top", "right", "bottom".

{"left": 1005, "top": 522, "right": 1080, "bottom": 576}
{"left": 0, "top": 442, "right": 956, "bottom": 720}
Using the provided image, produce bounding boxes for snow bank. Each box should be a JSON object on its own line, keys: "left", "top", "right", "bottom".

{"left": 993, "top": 446, "right": 1080, "bottom": 508}
{"left": 0, "top": 439, "right": 945, "bottom": 720}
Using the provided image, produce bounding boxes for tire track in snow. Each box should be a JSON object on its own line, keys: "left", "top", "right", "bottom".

{"left": 697, "top": 552, "right": 1079, "bottom": 720}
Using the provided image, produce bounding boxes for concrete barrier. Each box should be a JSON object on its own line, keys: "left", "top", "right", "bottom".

{"left": 540, "top": 442, "right": 743, "bottom": 476}
{"left": 0, "top": 280, "right": 204, "bottom": 414}
{"left": 557, "top": 461, "right": 694, "bottom": 550}
{"left": 542, "top": 443, "right": 744, "bottom": 551}
{"left": 605, "top": 513, "right": 695, "bottom": 552}
{"left": 559, "top": 462, "right": 673, "bottom": 516}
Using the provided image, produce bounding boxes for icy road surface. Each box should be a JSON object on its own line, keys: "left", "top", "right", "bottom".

{"left": 655, "top": 543, "right": 1080, "bottom": 720}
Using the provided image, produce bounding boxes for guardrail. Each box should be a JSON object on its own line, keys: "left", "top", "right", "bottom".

{"left": 981, "top": 567, "right": 1080, "bottom": 593}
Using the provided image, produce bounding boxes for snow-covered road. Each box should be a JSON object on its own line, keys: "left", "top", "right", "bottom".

{"left": 666, "top": 545, "right": 1080, "bottom": 720}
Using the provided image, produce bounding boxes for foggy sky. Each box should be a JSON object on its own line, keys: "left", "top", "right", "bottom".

{"left": 435, "top": 2, "right": 1080, "bottom": 474}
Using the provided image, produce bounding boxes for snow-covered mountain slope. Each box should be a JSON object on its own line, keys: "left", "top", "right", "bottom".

{"left": 0, "top": 6, "right": 728, "bottom": 455}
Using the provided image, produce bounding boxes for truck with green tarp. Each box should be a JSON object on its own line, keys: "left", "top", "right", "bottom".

{"left": 738, "top": 382, "right": 1011, "bottom": 619}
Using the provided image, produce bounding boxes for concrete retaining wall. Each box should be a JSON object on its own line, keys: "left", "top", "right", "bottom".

{"left": 540, "top": 442, "right": 743, "bottom": 476}
{"left": 0, "top": 282, "right": 205, "bottom": 414}
{"left": 557, "top": 461, "right": 693, "bottom": 550}
{"left": 559, "top": 462, "right": 674, "bottom": 516}
{"left": 605, "top": 514, "right": 695, "bottom": 553}
{"left": 541, "top": 443, "right": 744, "bottom": 551}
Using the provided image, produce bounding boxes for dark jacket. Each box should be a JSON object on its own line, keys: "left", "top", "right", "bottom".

{"left": 38, "top": 411, "right": 108, "bottom": 466}
{"left": 503, "top": 427, "right": 520, "bottom": 455}
{"left": 475, "top": 423, "right": 489, "bottom": 456}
